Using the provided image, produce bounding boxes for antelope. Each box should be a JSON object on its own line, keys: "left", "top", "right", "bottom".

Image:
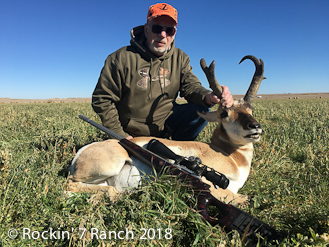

{"left": 67, "top": 55, "right": 266, "bottom": 206}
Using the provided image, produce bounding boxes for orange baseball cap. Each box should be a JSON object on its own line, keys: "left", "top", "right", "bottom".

{"left": 147, "top": 3, "right": 178, "bottom": 25}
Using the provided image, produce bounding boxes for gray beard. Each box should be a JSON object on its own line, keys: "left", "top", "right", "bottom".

{"left": 149, "top": 44, "right": 171, "bottom": 56}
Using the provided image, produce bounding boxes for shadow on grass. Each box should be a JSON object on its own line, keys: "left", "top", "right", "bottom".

{"left": 281, "top": 211, "right": 328, "bottom": 237}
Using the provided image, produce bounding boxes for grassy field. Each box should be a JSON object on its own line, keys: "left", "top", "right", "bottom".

{"left": 0, "top": 99, "right": 328, "bottom": 246}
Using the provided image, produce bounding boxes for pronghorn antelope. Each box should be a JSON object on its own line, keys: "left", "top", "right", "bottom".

{"left": 67, "top": 55, "right": 266, "bottom": 206}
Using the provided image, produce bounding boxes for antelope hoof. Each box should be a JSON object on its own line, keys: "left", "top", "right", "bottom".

{"left": 65, "top": 176, "right": 120, "bottom": 201}
{"left": 230, "top": 193, "right": 250, "bottom": 208}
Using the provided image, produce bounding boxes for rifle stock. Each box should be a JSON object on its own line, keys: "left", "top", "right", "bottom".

{"left": 79, "top": 115, "right": 287, "bottom": 246}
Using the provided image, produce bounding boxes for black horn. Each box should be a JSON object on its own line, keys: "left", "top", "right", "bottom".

{"left": 200, "top": 58, "right": 223, "bottom": 99}
{"left": 239, "top": 55, "right": 266, "bottom": 103}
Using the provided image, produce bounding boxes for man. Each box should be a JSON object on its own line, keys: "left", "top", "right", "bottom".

{"left": 92, "top": 3, "right": 233, "bottom": 141}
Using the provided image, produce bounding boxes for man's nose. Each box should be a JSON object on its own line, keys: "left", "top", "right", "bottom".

{"left": 160, "top": 30, "right": 167, "bottom": 37}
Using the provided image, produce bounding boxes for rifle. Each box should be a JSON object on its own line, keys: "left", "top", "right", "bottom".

{"left": 79, "top": 115, "right": 287, "bottom": 246}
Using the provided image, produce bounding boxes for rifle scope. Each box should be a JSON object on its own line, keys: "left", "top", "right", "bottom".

{"left": 147, "top": 139, "right": 229, "bottom": 190}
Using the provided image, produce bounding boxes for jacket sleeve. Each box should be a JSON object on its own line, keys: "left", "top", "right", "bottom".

{"left": 92, "top": 56, "right": 129, "bottom": 138}
{"left": 179, "top": 55, "right": 211, "bottom": 106}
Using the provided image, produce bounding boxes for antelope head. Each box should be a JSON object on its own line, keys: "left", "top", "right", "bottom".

{"left": 199, "top": 55, "right": 266, "bottom": 146}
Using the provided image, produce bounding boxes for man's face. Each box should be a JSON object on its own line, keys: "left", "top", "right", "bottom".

{"left": 144, "top": 15, "right": 177, "bottom": 57}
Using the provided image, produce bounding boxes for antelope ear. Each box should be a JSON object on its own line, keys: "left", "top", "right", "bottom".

{"left": 197, "top": 111, "right": 220, "bottom": 122}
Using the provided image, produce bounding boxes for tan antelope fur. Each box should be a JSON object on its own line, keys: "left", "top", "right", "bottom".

{"left": 67, "top": 56, "right": 265, "bottom": 206}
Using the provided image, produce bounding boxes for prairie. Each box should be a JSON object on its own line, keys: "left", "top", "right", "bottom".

{"left": 0, "top": 98, "right": 328, "bottom": 246}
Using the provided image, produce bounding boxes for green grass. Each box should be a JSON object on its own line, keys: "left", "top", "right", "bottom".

{"left": 0, "top": 99, "right": 328, "bottom": 246}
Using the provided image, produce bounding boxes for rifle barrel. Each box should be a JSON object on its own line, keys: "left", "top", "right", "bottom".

{"left": 79, "top": 115, "right": 124, "bottom": 140}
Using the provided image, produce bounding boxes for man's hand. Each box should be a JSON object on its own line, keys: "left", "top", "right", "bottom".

{"left": 126, "top": 135, "right": 134, "bottom": 140}
{"left": 205, "top": 85, "right": 234, "bottom": 108}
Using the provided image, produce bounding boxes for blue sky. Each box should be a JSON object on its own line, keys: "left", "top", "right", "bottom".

{"left": 1, "top": 0, "right": 328, "bottom": 99}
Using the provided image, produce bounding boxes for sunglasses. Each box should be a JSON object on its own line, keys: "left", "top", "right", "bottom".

{"left": 148, "top": 23, "right": 176, "bottom": 36}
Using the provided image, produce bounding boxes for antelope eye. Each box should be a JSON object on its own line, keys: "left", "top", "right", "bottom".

{"left": 220, "top": 111, "right": 228, "bottom": 118}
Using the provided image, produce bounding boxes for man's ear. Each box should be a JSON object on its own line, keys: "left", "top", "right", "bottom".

{"left": 197, "top": 111, "right": 220, "bottom": 122}
{"left": 144, "top": 23, "right": 148, "bottom": 34}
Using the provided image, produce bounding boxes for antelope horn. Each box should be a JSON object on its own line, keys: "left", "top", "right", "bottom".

{"left": 239, "top": 55, "right": 266, "bottom": 103}
{"left": 200, "top": 58, "right": 223, "bottom": 99}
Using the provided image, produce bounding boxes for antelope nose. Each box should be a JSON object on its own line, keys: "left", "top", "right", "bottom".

{"left": 249, "top": 122, "right": 261, "bottom": 129}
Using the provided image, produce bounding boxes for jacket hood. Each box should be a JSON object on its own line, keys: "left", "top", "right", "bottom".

{"left": 130, "top": 25, "right": 176, "bottom": 61}
{"left": 130, "top": 25, "right": 177, "bottom": 99}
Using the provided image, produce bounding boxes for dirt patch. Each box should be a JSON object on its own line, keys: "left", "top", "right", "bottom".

{"left": 232, "top": 93, "right": 329, "bottom": 100}
{"left": 0, "top": 98, "right": 91, "bottom": 104}
{"left": 1, "top": 93, "right": 328, "bottom": 104}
